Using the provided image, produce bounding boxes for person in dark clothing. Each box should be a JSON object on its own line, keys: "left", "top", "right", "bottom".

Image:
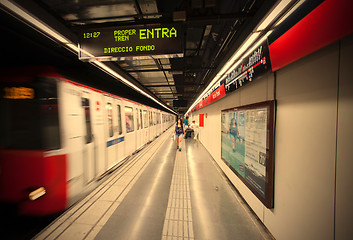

{"left": 174, "top": 118, "right": 185, "bottom": 151}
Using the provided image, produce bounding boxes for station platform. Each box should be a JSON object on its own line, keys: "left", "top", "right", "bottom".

{"left": 34, "top": 128, "right": 273, "bottom": 240}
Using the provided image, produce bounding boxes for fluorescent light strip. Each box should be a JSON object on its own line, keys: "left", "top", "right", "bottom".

{"left": 186, "top": 0, "right": 297, "bottom": 114}
{"left": 93, "top": 61, "right": 177, "bottom": 114}
{"left": 0, "top": 0, "right": 176, "bottom": 114}
{"left": 195, "top": 31, "right": 261, "bottom": 103}
{"left": 256, "top": 0, "right": 293, "bottom": 32}
{"left": 273, "top": 0, "right": 306, "bottom": 27}
{"left": 0, "top": 0, "right": 69, "bottom": 43}
{"left": 67, "top": 43, "right": 80, "bottom": 53}
{"left": 187, "top": 31, "right": 261, "bottom": 114}
{"left": 221, "top": 31, "right": 273, "bottom": 86}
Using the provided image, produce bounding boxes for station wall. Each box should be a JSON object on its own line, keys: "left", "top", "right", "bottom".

{"left": 189, "top": 33, "right": 353, "bottom": 240}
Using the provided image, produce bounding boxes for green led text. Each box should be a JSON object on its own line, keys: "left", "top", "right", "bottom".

{"left": 114, "top": 29, "right": 136, "bottom": 42}
{"left": 136, "top": 45, "right": 155, "bottom": 51}
{"left": 139, "top": 27, "right": 177, "bottom": 39}
{"left": 104, "top": 45, "right": 156, "bottom": 53}
{"left": 104, "top": 46, "right": 134, "bottom": 53}
{"left": 83, "top": 32, "right": 100, "bottom": 39}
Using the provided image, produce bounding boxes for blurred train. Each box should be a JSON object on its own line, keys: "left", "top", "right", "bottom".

{"left": 0, "top": 66, "right": 175, "bottom": 215}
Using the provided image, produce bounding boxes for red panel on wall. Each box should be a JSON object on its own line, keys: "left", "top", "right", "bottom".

{"left": 199, "top": 114, "right": 204, "bottom": 127}
{"left": 210, "top": 84, "right": 226, "bottom": 104}
{"left": 269, "top": 0, "right": 353, "bottom": 71}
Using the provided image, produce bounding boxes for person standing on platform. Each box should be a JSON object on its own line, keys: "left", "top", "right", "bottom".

{"left": 190, "top": 120, "right": 199, "bottom": 140}
{"left": 174, "top": 118, "right": 185, "bottom": 151}
{"left": 183, "top": 116, "right": 189, "bottom": 128}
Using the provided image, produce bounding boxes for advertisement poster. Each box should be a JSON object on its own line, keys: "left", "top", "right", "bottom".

{"left": 244, "top": 108, "right": 267, "bottom": 197}
{"left": 221, "top": 101, "right": 274, "bottom": 208}
{"left": 221, "top": 110, "right": 246, "bottom": 177}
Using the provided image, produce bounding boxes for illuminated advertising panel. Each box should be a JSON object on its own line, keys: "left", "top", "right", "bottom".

{"left": 221, "top": 100, "right": 275, "bottom": 208}
{"left": 79, "top": 24, "right": 184, "bottom": 60}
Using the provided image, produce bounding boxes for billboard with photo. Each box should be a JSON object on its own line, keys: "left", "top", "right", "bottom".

{"left": 221, "top": 100, "right": 275, "bottom": 208}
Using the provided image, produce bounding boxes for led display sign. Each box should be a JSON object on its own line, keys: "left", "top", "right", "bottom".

{"left": 3, "top": 87, "right": 35, "bottom": 99}
{"left": 222, "top": 41, "right": 272, "bottom": 94}
{"left": 79, "top": 24, "right": 184, "bottom": 60}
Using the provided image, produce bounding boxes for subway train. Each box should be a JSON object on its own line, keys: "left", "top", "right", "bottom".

{"left": 0, "top": 66, "right": 175, "bottom": 215}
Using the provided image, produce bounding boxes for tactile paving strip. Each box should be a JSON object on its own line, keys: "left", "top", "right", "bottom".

{"left": 162, "top": 146, "right": 194, "bottom": 240}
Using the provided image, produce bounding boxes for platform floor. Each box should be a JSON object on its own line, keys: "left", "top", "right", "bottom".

{"left": 35, "top": 128, "right": 273, "bottom": 240}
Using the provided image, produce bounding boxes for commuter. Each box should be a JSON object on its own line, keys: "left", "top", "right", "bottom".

{"left": 183, "top": 116, "right": 189, "bottom": 127}
{"left": 229, "top": 117, "right": 238, "bottom": 152}
{"left": 173, "top": 118, "right": 185, "bottom": 151}
{"left": 190, "top": 120, "right": 199, "bottom": 140}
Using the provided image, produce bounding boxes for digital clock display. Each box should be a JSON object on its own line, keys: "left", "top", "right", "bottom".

{"left": 83, "top": 32, "right": 100, "bottom": 39}
{"left": 79, "top": 24, "right": 183, "bottom": 60}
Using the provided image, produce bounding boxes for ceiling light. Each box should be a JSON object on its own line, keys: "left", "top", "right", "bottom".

{"left": 186, "top": 0, "right": 299, "bottom": 115}
{"left": 256, "top": 0, "right": 294, "bottom": 32}
{"left": 93, "top": 61, "right": 177, "bottom": 114}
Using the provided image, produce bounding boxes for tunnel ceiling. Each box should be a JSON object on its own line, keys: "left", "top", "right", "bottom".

{"left": 1, "top": 0, "right": 276, "bottom": 114}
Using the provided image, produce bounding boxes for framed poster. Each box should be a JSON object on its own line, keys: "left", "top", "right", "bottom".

{"left": 221, "top": 100, "right": 275, "bottom": 208}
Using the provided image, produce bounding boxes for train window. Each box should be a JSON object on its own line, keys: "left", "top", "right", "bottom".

{"left": 140, "top": 109, "right": 143, "bottom": 129}
{"left": 38, "top": 78, "right": 61, "bottom": 150}
{"left": 82, "top": 98, "right": 92, "bottom": 144}
{"left": 136, "top": 108, "right": 139, "bottom": 130}
{"left": 117, "top": 104, "right": 122, "bottom": 135}
{"left": 0, "top": 77, "right": 61, "bottom": 150}
{"left": 106, "top": 103, "right": 113, "bottom": 137}
{"left": 125, "top": 106, "right": 134, "bottom": 133}
{"left": 143, "top": 110, "right": 148, "bottom": 128}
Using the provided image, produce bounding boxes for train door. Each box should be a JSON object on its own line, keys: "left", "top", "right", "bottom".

{"left": 90, "top": 92, "right": 105, "bottom": 177}
{"left": 105, "top": 97, "right": 116, "bottom": 170}
{"left": 124, "top": 104, "right": 136, "bottom": 156}
{"left": 61, "top": 83, "right": 85, "bottom": 198}
{"left": 147, "top": 110, "right": 151, "bottom": 141}
{"left": 161, "top": 114, "right": 164, "bottom": 131}
{"left": 139, "top": 108, "right": 143, "bottom": 147}
{"left": 135, "top": 106, "right": 142, "bottom": 149}
{"left": 115, "top": 101, "right": 125, "bottom": 164}
{"left": 81, "top": 93, "right": 95, "bottom": 184}
{"left": 142, "top": 109, "right": 148, "bottom": 144}
{"left": 147, "top": 110, "right": 151, "bottom": 142}
{"left": 157, "top": 112, "right": 161, "bottom": 135}
{"left": 150, "top": 111, "right": 156, "bottom": 140}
